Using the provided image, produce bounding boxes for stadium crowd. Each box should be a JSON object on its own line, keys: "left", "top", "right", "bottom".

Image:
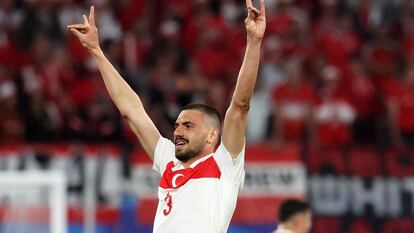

{"left": 0, "top": 0, "right": 414, "bottom": 149}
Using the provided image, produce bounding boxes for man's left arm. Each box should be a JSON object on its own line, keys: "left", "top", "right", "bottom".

{"left": 222, "top": 0, "right": 266, "bottom": 158}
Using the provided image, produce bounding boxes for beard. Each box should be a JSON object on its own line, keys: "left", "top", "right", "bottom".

{"left": 175, "top": 147, "right": 201, "bottom": 163}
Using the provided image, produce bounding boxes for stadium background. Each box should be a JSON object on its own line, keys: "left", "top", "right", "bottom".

{"left": 1, "top": 0, "right": 414, "bottom": 232}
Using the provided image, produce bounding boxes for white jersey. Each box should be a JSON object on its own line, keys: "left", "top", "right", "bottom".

{"left": 152, "top": 136, "right": 245, "bottom": 233}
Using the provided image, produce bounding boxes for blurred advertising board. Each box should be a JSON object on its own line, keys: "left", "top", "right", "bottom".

{"left": 0, "top": 143, "right": 306, "bottom": 225}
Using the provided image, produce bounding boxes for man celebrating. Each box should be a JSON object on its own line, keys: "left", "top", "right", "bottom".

{"left": 67, "top": 0, "right": 266, "bottom": 232}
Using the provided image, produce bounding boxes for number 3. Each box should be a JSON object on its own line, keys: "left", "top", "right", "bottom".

{"left": 163, "top": 192, "right": 173, "bottom": 216}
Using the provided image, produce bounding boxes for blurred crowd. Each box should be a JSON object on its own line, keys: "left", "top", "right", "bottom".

{"left": 1, "top": 0, "right": 414, "bottom": 149}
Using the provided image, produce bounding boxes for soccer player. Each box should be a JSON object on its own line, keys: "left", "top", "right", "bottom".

{"left": 67, "top": 0, "right": 266, "bottom": 232}
{"left": 273, "top": 200, "right": 312, "bottom": 233}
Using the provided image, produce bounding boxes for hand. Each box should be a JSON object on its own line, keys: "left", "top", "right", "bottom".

{"left": 245, "top": 0, "right": 266, "bottom": 42}
{"left": 67, "top": 6, "right": 100, "bottom": 53}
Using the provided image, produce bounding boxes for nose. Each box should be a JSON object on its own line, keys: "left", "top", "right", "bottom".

{"left": 174, "top": 125, "right": 183, "bottom": 138}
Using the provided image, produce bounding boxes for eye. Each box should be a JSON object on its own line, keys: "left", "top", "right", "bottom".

{"left": 185, "top": 124, "right": 192, "bottom": 129}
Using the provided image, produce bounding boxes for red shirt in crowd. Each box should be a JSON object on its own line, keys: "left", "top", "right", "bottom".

{"left": 350, "top": 74, "right": 377, "bottom": 119}
{"left": 272, "top": 81, "right": 317, "bottom": 141}
{"left": 386, "top": 80, "right": 414, "bottom": 133}
{"left": 314, "top": 83, "right": 356, "bottom": 146}
{"left": 315, "top": 29, "right": 361, "bottom": 70}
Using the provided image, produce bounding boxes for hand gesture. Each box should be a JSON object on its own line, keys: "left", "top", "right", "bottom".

{"left": 245, "top": 0, "right": 266, "bottom": 42}
{"left": 67, "top": 6, "right": 100, "bottom": 52}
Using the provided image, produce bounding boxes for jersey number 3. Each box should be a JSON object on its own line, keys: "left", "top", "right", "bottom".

{"left": 163, "top": 192, "right": 173, "bottom": 216}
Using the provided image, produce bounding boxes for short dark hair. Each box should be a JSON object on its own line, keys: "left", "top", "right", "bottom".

{"left": 278, "top": 199, "right": 310, "bottom": 223}
{"left": 181, "top": 103, "right": 221, "bottom": 129}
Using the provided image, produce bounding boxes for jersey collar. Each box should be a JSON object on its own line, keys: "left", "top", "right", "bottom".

{"left": 189, "top": 153, "right": 214, "bottom": 168}
{"left": 172, "top": 153, "right": 214, "bottom": 171}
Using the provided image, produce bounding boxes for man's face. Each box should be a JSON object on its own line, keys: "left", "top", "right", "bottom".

{"left": 173, "top": 110, "right": 211, "bottom": 163}
{"left": 296, "top": 211, "right": 312, "bottom": 233}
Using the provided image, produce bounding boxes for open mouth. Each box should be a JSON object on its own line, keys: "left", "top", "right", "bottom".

{"left": 174, "top": 138, "right": 188, "bottom": 150}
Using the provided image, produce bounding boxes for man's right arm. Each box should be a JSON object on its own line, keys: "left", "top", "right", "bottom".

{"left": 92, "top": 48, "right": 160, "bottom": 159}
{"left": 67, "top": 6, "right": 160, "bottom": 160}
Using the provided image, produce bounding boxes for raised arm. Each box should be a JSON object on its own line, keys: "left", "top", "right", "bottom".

{"left": 67, "top": 6, "right": 160, "bottom": 160}
{"left": 222, "top": 0, "right": 266, "bottom": 158}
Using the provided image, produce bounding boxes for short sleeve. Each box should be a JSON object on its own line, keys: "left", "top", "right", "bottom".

{"left": 213, "top": 140, "right": 246, "bottom": 184}
{"left": 152, "top": 136, "right": 176, "bottom": 175}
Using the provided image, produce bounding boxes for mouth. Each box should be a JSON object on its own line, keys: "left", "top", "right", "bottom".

{"left": 174, "top": 138, "right": 188, "bottom": 150}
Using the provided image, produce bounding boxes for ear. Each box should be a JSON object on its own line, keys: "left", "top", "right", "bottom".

{"left": 207, "top": 128, "right": 219, "bottom": 144}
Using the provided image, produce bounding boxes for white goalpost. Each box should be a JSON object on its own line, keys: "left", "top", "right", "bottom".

{"left": 0, "top": 171, "right": 67, "bottom": 233}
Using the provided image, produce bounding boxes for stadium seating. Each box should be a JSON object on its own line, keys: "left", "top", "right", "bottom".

{"left": 312, "top": 216, "right": 342, "bottom": 233}
{"left": 348, "top": 147, "right": 382, "bottom": 178}
{"left": 385, "top": 148, "right": 414, "bottom": 177}
{"left": 382, "top": 218, "right": 414, "bottom": 233}
{"left": 347, "top": 218, "right": 374, "bottom": 233}
{"left": 307, "top": 147, "right": 346, "bottom": 175}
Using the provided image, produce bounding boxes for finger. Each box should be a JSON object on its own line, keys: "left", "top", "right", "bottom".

{"left": 245, "top": 0, "right": 252, "bottom": 7}
{"left": 248, "top": 6, "right": 260, "bottom": 18}
{"left": 83, "top": 14, "right": 90, "bottom": 26}
{"left": 246, "top": 7, "right": 252, "bottom": 20}
{"left": 260, "top": 0, "right": 266, "bottom": 17}
{"left": 67, "top": 24, "right": 88, "bottom": 29}
{"left": 69, "top": 28, "right": 84, "bottom": 39}
{"left": 89, "top": 6, "right": 96, "bottom": 27}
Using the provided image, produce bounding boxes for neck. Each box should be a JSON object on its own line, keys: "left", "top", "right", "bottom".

{"left": 182, "top": 148, "right": 214, "bottom": 168}
{"left": 279, "top": 222, "right": 296, "bottom": 233}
